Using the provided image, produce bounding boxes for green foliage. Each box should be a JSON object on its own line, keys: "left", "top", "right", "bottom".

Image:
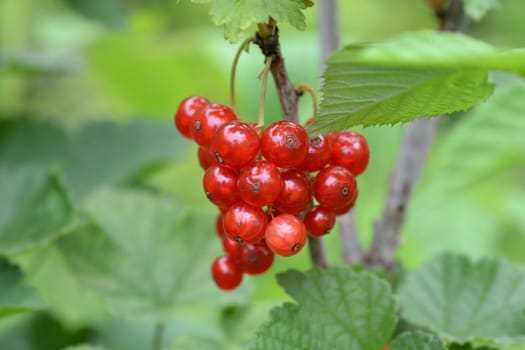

{"left": 0, "top": 259, "right": 45, "bottom": 317}
{"left": 0, "top": 167, "right": 74, "bottom": 256}
{"left": 186, "top": 0, "right": 311, "bottom": 42}
{"left": 251, "top": 267, "right": 397, "bottom": 350}
{"left": 399, "top": 254, "right": 525, "bottom": 345}
{"left": 390, "top": 332, "right": 446, "bottom": 350}
{"left": 311, "top": 31, "right": 525, "bottom": 131}
{"left": 63, "top": 0, "right": 127, "bottom": 28}
{"left": 58, "top": 188, "right": 246, "bottom": 321}
{"left": 61, "top": 346, "right": 106, "bottom": 350}
{"left": 463, "top": 0, "right": 500, "bottom": 21}
{"left": 427, "top": 84, "right": 525, "bottom": 191}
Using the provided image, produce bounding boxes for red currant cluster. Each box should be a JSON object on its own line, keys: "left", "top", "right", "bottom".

{"left": 174, "top": 96, "right": 369, "bottom": 290}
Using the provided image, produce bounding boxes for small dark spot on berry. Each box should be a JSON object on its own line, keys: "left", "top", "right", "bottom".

{"left": 234, "top": 236, "right": 244, "bottom": 243}
{"left": 248, "top": 253, "right": 258, "bottom": 264}
{"left": 214, "top": 152, "right": 224, "bottom": 163}
{"left": 341, "top": 185, "right": 350, "bottom": 197}
{"left": 205, "top": 191, "right": 212, "bottom": 199}
{"left": 324, "top": 229, "right": 331, "bottom": 234}
{"left": 194, "top": 120, "right": 202, "bottom": 131}
{"left": 311, "top": 136, "right": 322, "bottom": 146}
{"left": 285, "top": 134, "right": 298, "bottom": 148}
{"left": 250, "top": 182, "right": 261, "bottom": 193}
{"left": 292, "top": 243, "right": 301, "bottom": 252}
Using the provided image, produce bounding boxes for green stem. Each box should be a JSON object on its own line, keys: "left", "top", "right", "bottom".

{"left": 230, "top": 36, "right": 253, "bottom": 111}
{"left": 294, "top": 83, "right": 319, "bottom": 120}
{"left": 152, "top": 322, "right": 165, "bottom": 350}
{"left": 257, "top": 55, "right": 273, "bottom": 129}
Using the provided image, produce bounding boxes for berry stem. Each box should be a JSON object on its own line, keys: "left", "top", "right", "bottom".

{"left": 257, "top": 55, "right": 273, "bottom": 129}
{"left": 294, "top": 83, "right": 319, "bottom": 119}
{"left": 230, "top": 36, "right": 254, "bottom": 111}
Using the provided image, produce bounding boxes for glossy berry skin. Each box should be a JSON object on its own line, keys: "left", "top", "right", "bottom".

{"left": 296, "top": 135, "right": 332, "bottom": 172}
{"left": 198, "top": 147, "right": 218, "bottom": 170}
{"left": 273, "top": 170, "right": 312, "bottom": 215}
{"left": 238, "top": 160, "right": 282, "bottom": 207}
{"left": 223, "top": 202, "right": 267, "bottom": 244}
{"left": 331, "top": 131, "right": 370, "bottom": 176}
{"left": 303, "top": 206, "right": 336, "bottom": 237}
{"left": 215, "top": 213, "right": 226, "bottom": 238}
{"left": 203, "top": 165, "right": 240, "bottom": 208}
{"left": 174, "top": 96, "right": 209, "bottom": 139}
{"left": 191, "top": 103, "right": 237, "bottom": 149}
{"left": 332, "top": 191, "right": 357, "bottom": 216}
{"left": 260, "top": 120, "right": 309, "bottom": 168}
{"left": 313, "top": 166, "right": 357, "bottom": 211}
{"left": 222, "top": 236, "right": 241, "bottom": 257}
{"left": 265, "top": 214, "right": 307, "bottom": 257}
{"left": 236, "top": 240, "right": 274, "bottom": 275}
{"left": 211, "top": 121, "right": 260, "bottom": 169}
{"left": 211, "top": 256, "right": 243, "bottom": 290}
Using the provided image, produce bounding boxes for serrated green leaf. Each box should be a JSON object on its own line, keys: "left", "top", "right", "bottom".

{"left": 399, "top": 254, "right": 525, "bottom": 345}
{"left": 0, "top": 166, "right": 74, "bottom": 256}
{"left": 210, "top": 0, "right": 308, "bottom": 42}
{"left": 251, "top": 267, "right": 397, "bottom": 350}
{"left": 463, "top": 0, "right": 500, "bottom": 21}
{"left": 390, "top": 332, "right": 446, "bottom": 350}
{"left": 426, "top": 85, "right": 525, "bottom": 192}
{"left": 59, "top": 188, "right": 247, "bottom": 321}
{"left": 0, "top": 259, "right": 45, "bottom": 318}
{"left": 312, "top": 31, "right": 525, "bottom": 130}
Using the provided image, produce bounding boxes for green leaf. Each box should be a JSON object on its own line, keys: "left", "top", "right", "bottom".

{"left": 463, "top": 0, "right": 500, "bottom": 21}
{"left": 63, "top": 0, "right": 127, "bottom": 28}
{"left": 0, "top": 166, "right": 74, "bottom": 256}
{"left": 59, "top": 188, "right": 247, "bottom": 321}
{"left": 312, "top": 31, "right": 525, "bottom": 131}
{"left": 209, "top": 0, "right": 309, "bottom": 42}
{"left": 389, "top": 332, "right": 446, "bottom": 350}
{"left": 426, "top": 85, "right": 525, "bottom": 192}
{"left": 399, "top": 254, "right": 525, "bottom": 345}
{"left": 251, "top": 267, "right": 397, "bottom": 350}
{"left": 0, "top": 259, "right": 45, "bottom": 318}
{"left": 61, "top": 346, "right": 106, "bottom": 350}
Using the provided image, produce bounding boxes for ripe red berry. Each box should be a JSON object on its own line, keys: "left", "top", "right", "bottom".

{"left": 331, "top": 131, "right": 370, "bottom": 176}
{"left": 211, "top": 255, "right": 243, "bottom": 290}
{"left": 211, "top": 120, "right": 260, "bottom": 169}
{"left": 174, "top": 96, "right": 210, "bottom": 139}
{"left": 303, "top": 206, "right": 336, "bottom": 237}
{"left": 236, "top": 240, "right": 274, "bottom": 275}
{"left": 296, "top": 135, "right": 332, "bottom": 172}
{"left": 313, "top": 166, "right": 357, "bottom": 211}
{"left": 191, "top": 103, "right": 237, "bottom": 149}
{"left": 332, "top": 191, "right": 358, "bottom": 216}
{"left": 198, "top": 146, "right": 218, "bottom": 170}
{"left": 238, "top": 160, "right": 282, "bottom": 207}
{"left": 222, "top": 236, "right": 241, "bottom": 256}
{"left": 215, "top": 213, "right": 226, "bottom": 238}
{"left": 272, "top": 170, "right": 311, "bottom": 215}
{"left": 223, "top": 202, "right": 267, "bottom": 244}
{"left": 265, "top": 214, "right": 307, "bottom": 257}
{"left": 260, "top": 120, "right": 309, "bottom": 168}
{"left": 202, "top": 165, "right": 240, "bottom": 208}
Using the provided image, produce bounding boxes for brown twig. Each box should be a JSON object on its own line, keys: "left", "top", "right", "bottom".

{"left": 366, "top": 0, "right": 467, "bottom": 270}
{"left": 253, "top": 18, "right": 329, "bottom": 268}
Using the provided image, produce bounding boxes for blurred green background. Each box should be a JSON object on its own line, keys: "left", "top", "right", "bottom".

{"left": 1, "top": 0, "right": 525, "bottom": 349}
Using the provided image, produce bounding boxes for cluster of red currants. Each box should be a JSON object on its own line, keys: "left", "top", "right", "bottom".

{"left": 174, "top": 96, "right": 369, "bottom": 291}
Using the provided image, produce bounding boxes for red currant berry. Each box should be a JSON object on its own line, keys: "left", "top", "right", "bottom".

{"left": 260, "top": 120, "right": 309, "bottom": 168}
{"left": 313, "top": 166, "right": 357, "bottom": 211}
{"left": 265, "top": 214, "right": 307, "bottom": 257}
{"left": 211, "top": 255, "right": 243, "bottom": 290}
{"left": 303, "top": 206, "right": 336, "bottom": 237}
{"left": 203, "top": 165, "right": 240, "bottom": 208}
{"left": 198, "top": 146, "right": 218, "bottom": 170}
{"left": 296, "top": 135, "right": 332, "bottom": 172}
{"left": 332, "top": 191, "right": 358, "bottom": 216}
{"left": 174, "top": 96, "right": 210, "bottom": 140}
{"left": 273, "top": 170, "right": 311, "bottom": 215}
{"left": 223, "top": 202, "right": 267, "bottom": 244}
{"left": 215, "top": 213, "right": 226, "bottom": 238}
{"left": 191, "top": 103, "right": 237, "bottom": 149}
{"left": 222, "top": 236, "right": 241, "bottom": 257}
{"left": 331, "top": 131, "right": 370, "bottom": 176}
{"left": 238, "top": 160, "right": 282, "bottom": 207}
{"left": 236, "top": 240, "right": 274, "bottom": 275}
{"left": 211, "top": 120, "right": 260, "bottom": 169}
